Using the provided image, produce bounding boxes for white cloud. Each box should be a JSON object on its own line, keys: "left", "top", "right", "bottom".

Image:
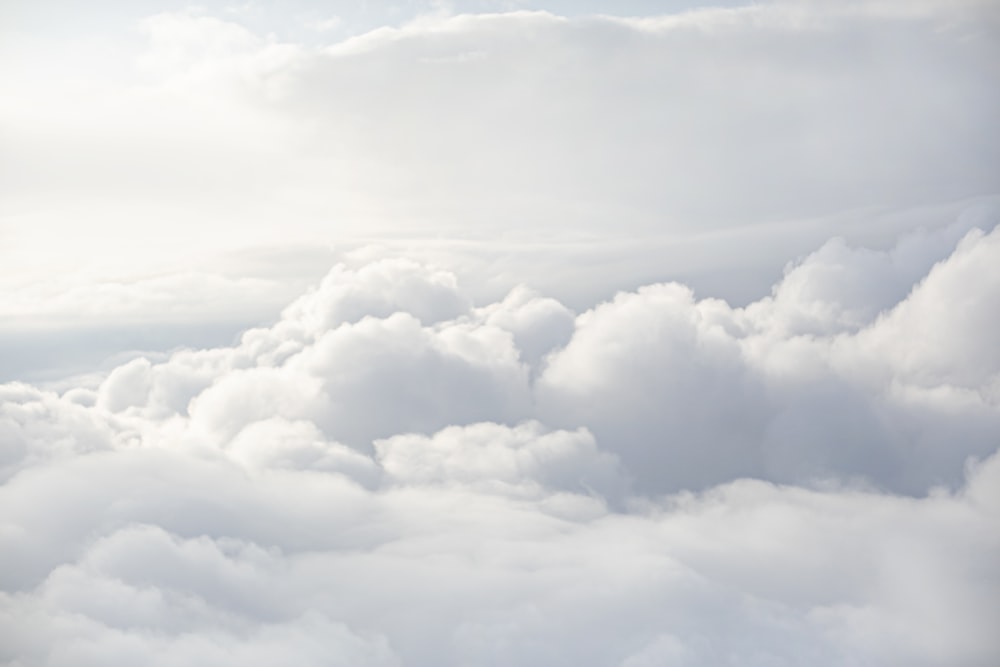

{"left": 0, "top": 383, "right": 117, "bottom": 483}
{"left": 850, "top": 226, "right": 1000, "bottom": 390}
{"left": 2, "top": 205, "right": 999, "bottom": 664}
{"left": 280, "top": 258, "right": 471, "bottom": 333}
{"left": 2, "top": 2, "right": 999, "bottom": 664}
{"left": 375, "top": 420, "right": 625, "bottom": 501}
{"left": 72, "top": 217, "right": 999, "bottom": 498}
{"left": 1, "top": 436, "right": 996, "bottom": 665}
{"left": 3, "top": 1, "right": 997, "bottom": 347}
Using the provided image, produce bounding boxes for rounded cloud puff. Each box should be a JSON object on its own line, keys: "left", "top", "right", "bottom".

{"left": 3, "top": 208, "right": 999, "bottom": 665}
{"left": 375, "top": 420, "right": 626, "bottom": 503}
{"left": 88, "top": 221, "right": 1000, "bottom": 496}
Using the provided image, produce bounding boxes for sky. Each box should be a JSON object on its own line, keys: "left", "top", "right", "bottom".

{"left": 1, "top": 1, "right": 999, "bottom": 665}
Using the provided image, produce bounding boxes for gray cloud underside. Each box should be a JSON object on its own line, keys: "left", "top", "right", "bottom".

{"left": 2, "top": 205, "right": 999, "bottom": 666}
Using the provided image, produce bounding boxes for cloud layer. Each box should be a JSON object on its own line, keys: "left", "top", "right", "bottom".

{"left": 2, "top": 1, "right": 999, "bottom": 664}
{"left": 2, "top": 205, "right": 999, "bottom": 666}
{"left": 3, "top": 0, "right": 998, "bottom": 288}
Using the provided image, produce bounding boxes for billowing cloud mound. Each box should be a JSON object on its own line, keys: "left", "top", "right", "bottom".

{"left": 539, "top": 220, "right": 1000, "bottom": 494}
{"left": 70, "top": 214, "right": 1000, "bottom": 495}
{"left": 2, "top": 209, "right": 999, "bottom": 666}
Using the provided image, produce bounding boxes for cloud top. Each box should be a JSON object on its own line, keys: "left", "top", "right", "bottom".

{"left": 2, "top": 205, "right": 999, "bottom": 666}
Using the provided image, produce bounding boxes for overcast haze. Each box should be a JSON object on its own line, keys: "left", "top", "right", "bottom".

{"left": 1, "top": 0, "right": 999, "bottom": 665}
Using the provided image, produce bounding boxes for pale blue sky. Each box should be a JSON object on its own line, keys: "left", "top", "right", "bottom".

{"left": 1, "top": 0, "right": 753, "bottom": 50}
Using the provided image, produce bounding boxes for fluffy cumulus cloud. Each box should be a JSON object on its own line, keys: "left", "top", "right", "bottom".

{"left": 535, "top": 217, "right": 1000, "bottom": 495}
{"left": 2, "top": 0, "right": 999, "bottom": 664}
{"left": 2, "top": 202, "right": 999, "bottom": 666}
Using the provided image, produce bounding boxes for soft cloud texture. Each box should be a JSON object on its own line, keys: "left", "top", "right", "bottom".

{"left": 2, "top": 0, "right": 998, "bottom": 375}
{"left": 2, "top": 1, "right": 999, "bottom": 664}
{"left": 2, "top": 202, "right": 999, "bottom": 665}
